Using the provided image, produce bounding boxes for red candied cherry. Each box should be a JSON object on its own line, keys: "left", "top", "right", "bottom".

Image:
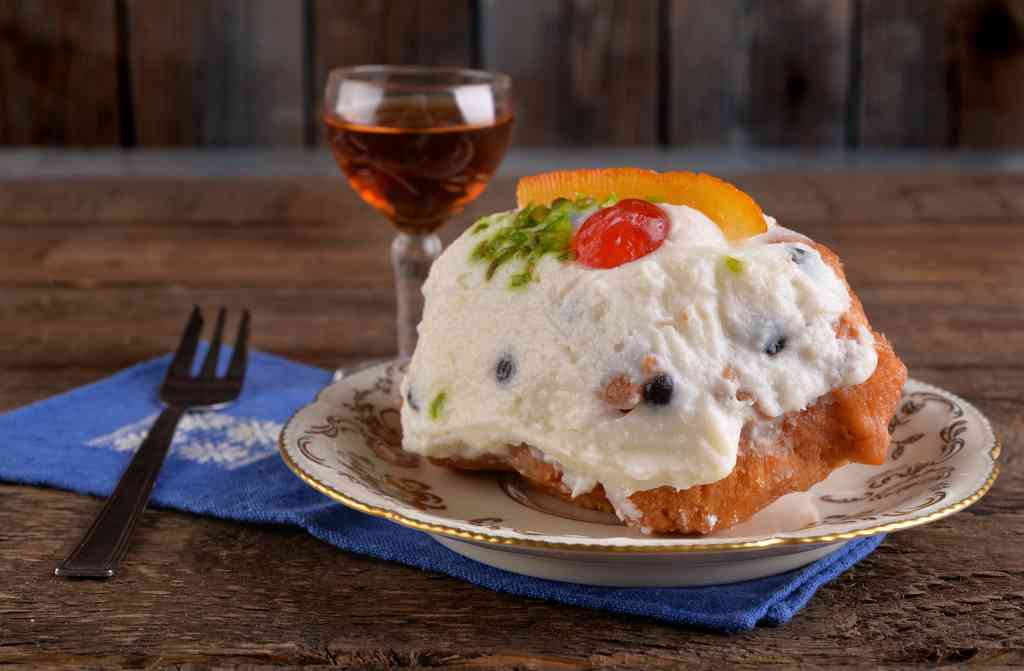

{"left": 571, "top": 199, "right": 670, "bottom": 269}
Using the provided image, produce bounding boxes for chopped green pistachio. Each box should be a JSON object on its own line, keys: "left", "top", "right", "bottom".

{"left": 470, "top": 237, "right": 493, "bottom": 261}
{"left": 485, "top": 247, "right": 516, "bottom": 280}
{"left": 724, "top": 255, "right": 745, "bottom": 273}
{"left": 471, "top": 213, "right": 506, "bottom": 234}
{"left": 469, "top": 202, "right": 576, "bottom": 289}
{"left": 508, "top": 270, "right": 534, "bottom": 289}
{"left": 428, "top": 390, "right": 447, "bottom": 420}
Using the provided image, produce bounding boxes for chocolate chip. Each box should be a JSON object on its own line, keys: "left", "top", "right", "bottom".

{"left": 764, "top": 336, "right": 787, "bottom": 356}
{"left": 406, "top": 386, "right": 420, "bottom": 412}
{"left": 495, "top": 354, "right": 517, "bottom": 386}
{"left": 789, "top": 246, "right": 808, "bottom": 264}
{"left": 642, "top": 373, "right": 674, "bottom": 405}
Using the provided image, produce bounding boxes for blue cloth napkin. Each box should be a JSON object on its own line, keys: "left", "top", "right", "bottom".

{"left": 0, "top": 349, "right": 883, "bottom": 631}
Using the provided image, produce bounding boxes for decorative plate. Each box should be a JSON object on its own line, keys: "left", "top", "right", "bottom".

{"left": 279, "top": 360, "right": 1000, "bottom": 587}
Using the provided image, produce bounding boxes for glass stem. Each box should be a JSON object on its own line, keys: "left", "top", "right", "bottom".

{"left": 391, "top": 231, "right": 442, "bottom": 358}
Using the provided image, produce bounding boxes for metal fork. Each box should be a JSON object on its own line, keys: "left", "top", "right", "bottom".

{"left": 55, "top": 307, "right": 250, "bottom": 578}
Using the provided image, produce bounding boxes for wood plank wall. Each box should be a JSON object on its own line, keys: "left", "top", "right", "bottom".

{"left": 1, "top": 0, "right": 1023, "bottom": 147}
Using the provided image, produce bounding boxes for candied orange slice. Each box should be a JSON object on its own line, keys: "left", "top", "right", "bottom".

{"left": 516, "top": 167, "right": 767, "bottom": 240}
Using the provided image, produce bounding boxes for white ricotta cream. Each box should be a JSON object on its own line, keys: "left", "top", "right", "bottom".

{"left": 400, "top": 204, "right": 878, "bottom": 502}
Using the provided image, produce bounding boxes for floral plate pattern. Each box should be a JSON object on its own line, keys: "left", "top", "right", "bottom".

{"left": 279, "top": 361, "right": 1000, "bottom": 586}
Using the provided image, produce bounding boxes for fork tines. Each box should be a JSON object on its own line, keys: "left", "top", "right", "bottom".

{"left": 161, "top": 307, "right": 250, "bottom": 407}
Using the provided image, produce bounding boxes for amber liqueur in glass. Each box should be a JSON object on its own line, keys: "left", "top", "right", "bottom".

{"left": 325, "top": 105, "right": 514, "bottom": 234}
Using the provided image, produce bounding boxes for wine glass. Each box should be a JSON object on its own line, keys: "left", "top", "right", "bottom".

{"left": 323, "top": 65, "right": 513, "bottom": 362}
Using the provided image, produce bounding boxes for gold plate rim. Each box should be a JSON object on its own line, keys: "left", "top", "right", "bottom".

{"left": 277, "top": 372, "right": 1001, "bottom": 555}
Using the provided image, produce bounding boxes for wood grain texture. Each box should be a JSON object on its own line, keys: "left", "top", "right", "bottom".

{"left": 4, "top": 1, "right": 1024, "bottom": 150}
{"left": 668, "top": 0, "right": 851, "bottom": 147}
{"left": 0, "top": 171, "right": 1022, "bottom": 668}
{"left": 127, "top": 0, "right": 304, "bottom": 146}
{"left": 0, "top": 0, "right": 120, "bottom": 145}
{"left": 312, "top": 0, "right": 473, "bottom": 70}
{"left": 858, "top": 0, "right": 953, "bottom": 146}
{"left": 666, "top": 0, "right": 743, "bottom": 146}
{"left": 481, "top": 0, "right": 659, "bottom": 146}
{"left": 860, "top": 0, "right": 1024, "bottom": 147}
{"left": 744, "top": 0, "right": 852, "bottom": 146}
{"left": 950, "top": 0, "right": 1024, "bottom": 146}
{"left": 1, "top": 484, "right": 1022, "bottom": 669}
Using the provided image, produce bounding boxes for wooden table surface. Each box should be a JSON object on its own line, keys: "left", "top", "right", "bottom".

{"left": 1, "top": 163, "right": 1022, "bottom": 668}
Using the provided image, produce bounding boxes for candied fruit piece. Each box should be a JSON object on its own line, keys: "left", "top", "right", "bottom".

{"left": 600, "top": 374, "right": 641, "bottom": 411}
{"left": 571, "top": 198, "right": 670, "bottom": 269}
{"left": 428, "top": 391, "right": 447, "bottom": 420}
{"left": 516, "top": 167, "right": 767, "bottom": 241}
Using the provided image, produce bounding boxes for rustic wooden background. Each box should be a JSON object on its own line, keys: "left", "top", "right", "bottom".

{"left": 1, "top": 166, "right": 1022, "bottom": 666}
{"left": 2, "top": 0, "right": 1024, "bottom": 148}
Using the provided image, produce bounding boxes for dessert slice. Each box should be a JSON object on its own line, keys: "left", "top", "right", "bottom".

{"left": 401, "top": 168, "right": 906, "bottom": 535}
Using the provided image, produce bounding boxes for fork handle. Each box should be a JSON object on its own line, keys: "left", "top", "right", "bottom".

{"left": 55, "top": 407, "right": 185, "bottom": 578}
